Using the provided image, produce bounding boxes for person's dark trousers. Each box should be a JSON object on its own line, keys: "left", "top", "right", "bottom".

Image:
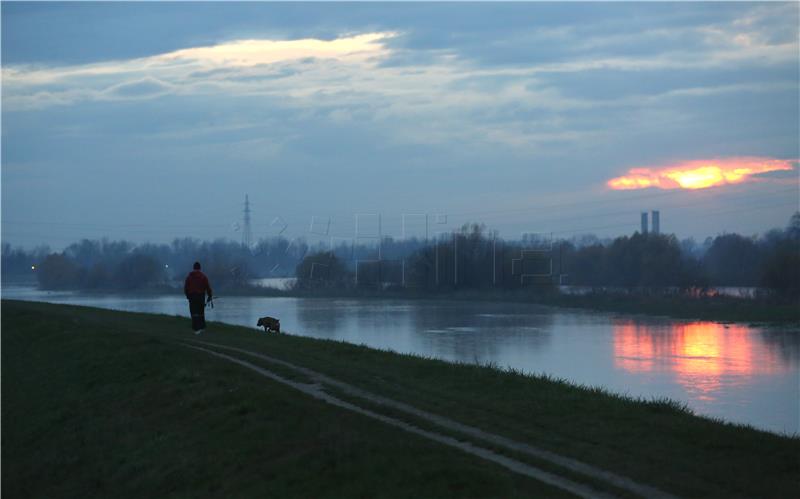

{"left": 187, "top": 293, "right": 206, "bottom": 331}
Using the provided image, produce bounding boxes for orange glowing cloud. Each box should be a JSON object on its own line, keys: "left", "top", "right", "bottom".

{"left": 607, "top": 157, "right": 795, "bottom": 190}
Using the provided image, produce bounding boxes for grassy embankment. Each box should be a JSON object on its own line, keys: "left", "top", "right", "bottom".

{"left": 3, "top": 300, "right": 799, "bottom": 498}
{"left": 2, "top": 300, "right": 564, "bottom": 498}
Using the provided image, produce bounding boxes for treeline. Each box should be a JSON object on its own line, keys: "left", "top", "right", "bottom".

{"left": 1, "top": 236, "right": 427, "bottom": 291}
{"left": 2, "top": 238, "right": 304, "bottom": 290}
{"left": 295, "top": 224, "right": 557, "bottom": 291}
{"left": 295, "top": 213, "right": 800, "bottom": 296}
{"left": 3, "top": 213, "right": 798, "bottom": 295}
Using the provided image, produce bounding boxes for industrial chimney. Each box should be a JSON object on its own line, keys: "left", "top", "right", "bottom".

{"left": 651, "top": 210, "right": 660, "bottom": 235}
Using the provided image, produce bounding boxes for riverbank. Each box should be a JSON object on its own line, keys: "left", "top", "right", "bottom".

{"left": 9, "top": 282, "right": 800, "bottom": 324}
{"left": 531, "top": 291, "right": 800, "bottom": 324}
{"left": 3, "top": 300, "right": 798, "bottom": 498}
{"left": 274, "top": 286, "right": 800, "bottom": 324}
{"left": 2, "top": 300, "right": 565, "bottom": 498}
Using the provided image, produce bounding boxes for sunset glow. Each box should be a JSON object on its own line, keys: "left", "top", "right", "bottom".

{"left": 613, "top": 321, "right": 787, "bottom": 401}
{"left": 607, "top": 157, "right": 794, "bottom": 190}
{"left": 159, "top": 32, "right": 395, "bottom": 68}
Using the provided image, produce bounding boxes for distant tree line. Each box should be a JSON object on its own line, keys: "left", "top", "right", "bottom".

{"left": 294, "top": 213, "right": 800, "bottom": 296}
{"left": 2, "top": 237, "right": 308, "bottom": 291}
{"left": 3, "top": 213, "right": 798, "bottom": 296}
{"left": 1, "top": 235, "right": 428, "bottom": 292}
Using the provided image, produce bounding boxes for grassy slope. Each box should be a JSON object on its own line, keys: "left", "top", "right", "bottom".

{"left": 1, "top": 300, "right": 568, "bottom": 499}
{"left": 188, "top": 320, "right": 800, "bottom": 498}
{"left": 3, "top": 302, "right": 800, "bottom": 497}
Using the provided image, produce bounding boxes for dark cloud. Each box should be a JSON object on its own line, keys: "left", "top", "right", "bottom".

{"left": 2, "top": 2, "right": 797, "bottom": 246}
{"left": 2, "top": 3, "right": 765, "bottom": 66}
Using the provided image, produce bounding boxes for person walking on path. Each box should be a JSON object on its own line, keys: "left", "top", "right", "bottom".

{"left": 184, "top": 261, "right": 213, "bottom": 334}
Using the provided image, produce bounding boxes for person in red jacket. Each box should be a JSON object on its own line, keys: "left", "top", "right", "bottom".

{"left": 184, "top": 261, "right": 213, "bottom": 334}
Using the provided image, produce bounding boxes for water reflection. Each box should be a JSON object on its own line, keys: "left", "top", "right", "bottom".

{"left": 760, "top": 329, "right": 800, "bottom": 364}
{"left": 2, "top": 286, "right": 797, "bottom": 434}
{"left": 613, "top": 321, "right": 792, "bottom": 402}
{"left": 410, "top": 302, "right": 554, "bottom": 363}
{"left": 296, "top": 298, "right": 348, "bottom": 335}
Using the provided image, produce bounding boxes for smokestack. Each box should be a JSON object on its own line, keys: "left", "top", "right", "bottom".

{"left": 651, "top": 210, "right": 660, "bottom": 235}
{"left": 641, "top": 212, "right": 649, "bottom": 235}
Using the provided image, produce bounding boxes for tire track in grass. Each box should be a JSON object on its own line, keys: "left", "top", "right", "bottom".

{"left": 184, "top": 340, "right": 677, "bottom": 499}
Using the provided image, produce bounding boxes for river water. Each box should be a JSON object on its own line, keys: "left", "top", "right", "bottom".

{"left": 3, "top": 286, "right": 798, "bottom": 436}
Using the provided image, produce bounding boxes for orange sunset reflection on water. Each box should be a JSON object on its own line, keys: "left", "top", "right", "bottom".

{"left": 613, "top": 321, "right": 788, "bottom": 401}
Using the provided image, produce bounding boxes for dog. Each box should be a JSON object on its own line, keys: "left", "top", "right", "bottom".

{"left": 257, "top": 316, "right": 281, "bottom": 333}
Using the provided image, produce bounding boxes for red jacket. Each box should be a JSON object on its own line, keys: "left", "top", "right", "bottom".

{"left": 184, "top": 270, "right": 212, "bottom": 298}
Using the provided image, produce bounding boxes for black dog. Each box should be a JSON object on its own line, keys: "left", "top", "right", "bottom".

{"left": 257, "top": 316, "right": 281, "bottom": 333}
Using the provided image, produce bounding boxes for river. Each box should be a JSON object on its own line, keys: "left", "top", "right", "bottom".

{"left": 2, "top": 285, "right": 798, "bottom": 436}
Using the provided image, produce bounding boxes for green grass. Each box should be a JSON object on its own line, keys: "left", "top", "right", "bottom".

{"left": 318, "top": 384, "right": 640, "bottom": 499}
{"left": 1, "top": 300, "right": 570, "bottom": 499}
{"left": 3, "top": 300, "right": 799, "bottom": 498}
{"left": 204, "top": 329, "right": 800, "bottom": 498}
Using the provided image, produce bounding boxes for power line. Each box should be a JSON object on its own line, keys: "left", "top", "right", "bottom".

{"left": 447, "top": 187, "right": 798, "bottom": 229}
{"left": 242, "top": 194, "right": 252, "bottom": 248}
{"left": 6, "top": 200, "right": 795, "bottom": 245}
{"left": 4, "top": 186, "right": 795, "bottom": 232}
{"left": 484, "top": 199, "right": 798, "bottom": 234}
{"left": 3, "top": 187, "right": 796, "bottom": 245}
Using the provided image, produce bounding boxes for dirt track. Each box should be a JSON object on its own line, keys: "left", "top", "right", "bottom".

{"left": 184, "top": 340, "right": 678, "bottom": 499}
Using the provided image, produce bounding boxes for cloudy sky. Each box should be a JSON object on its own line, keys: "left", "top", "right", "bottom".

{"left": 2, "top": 2, "right": 798, "bottom": 248}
